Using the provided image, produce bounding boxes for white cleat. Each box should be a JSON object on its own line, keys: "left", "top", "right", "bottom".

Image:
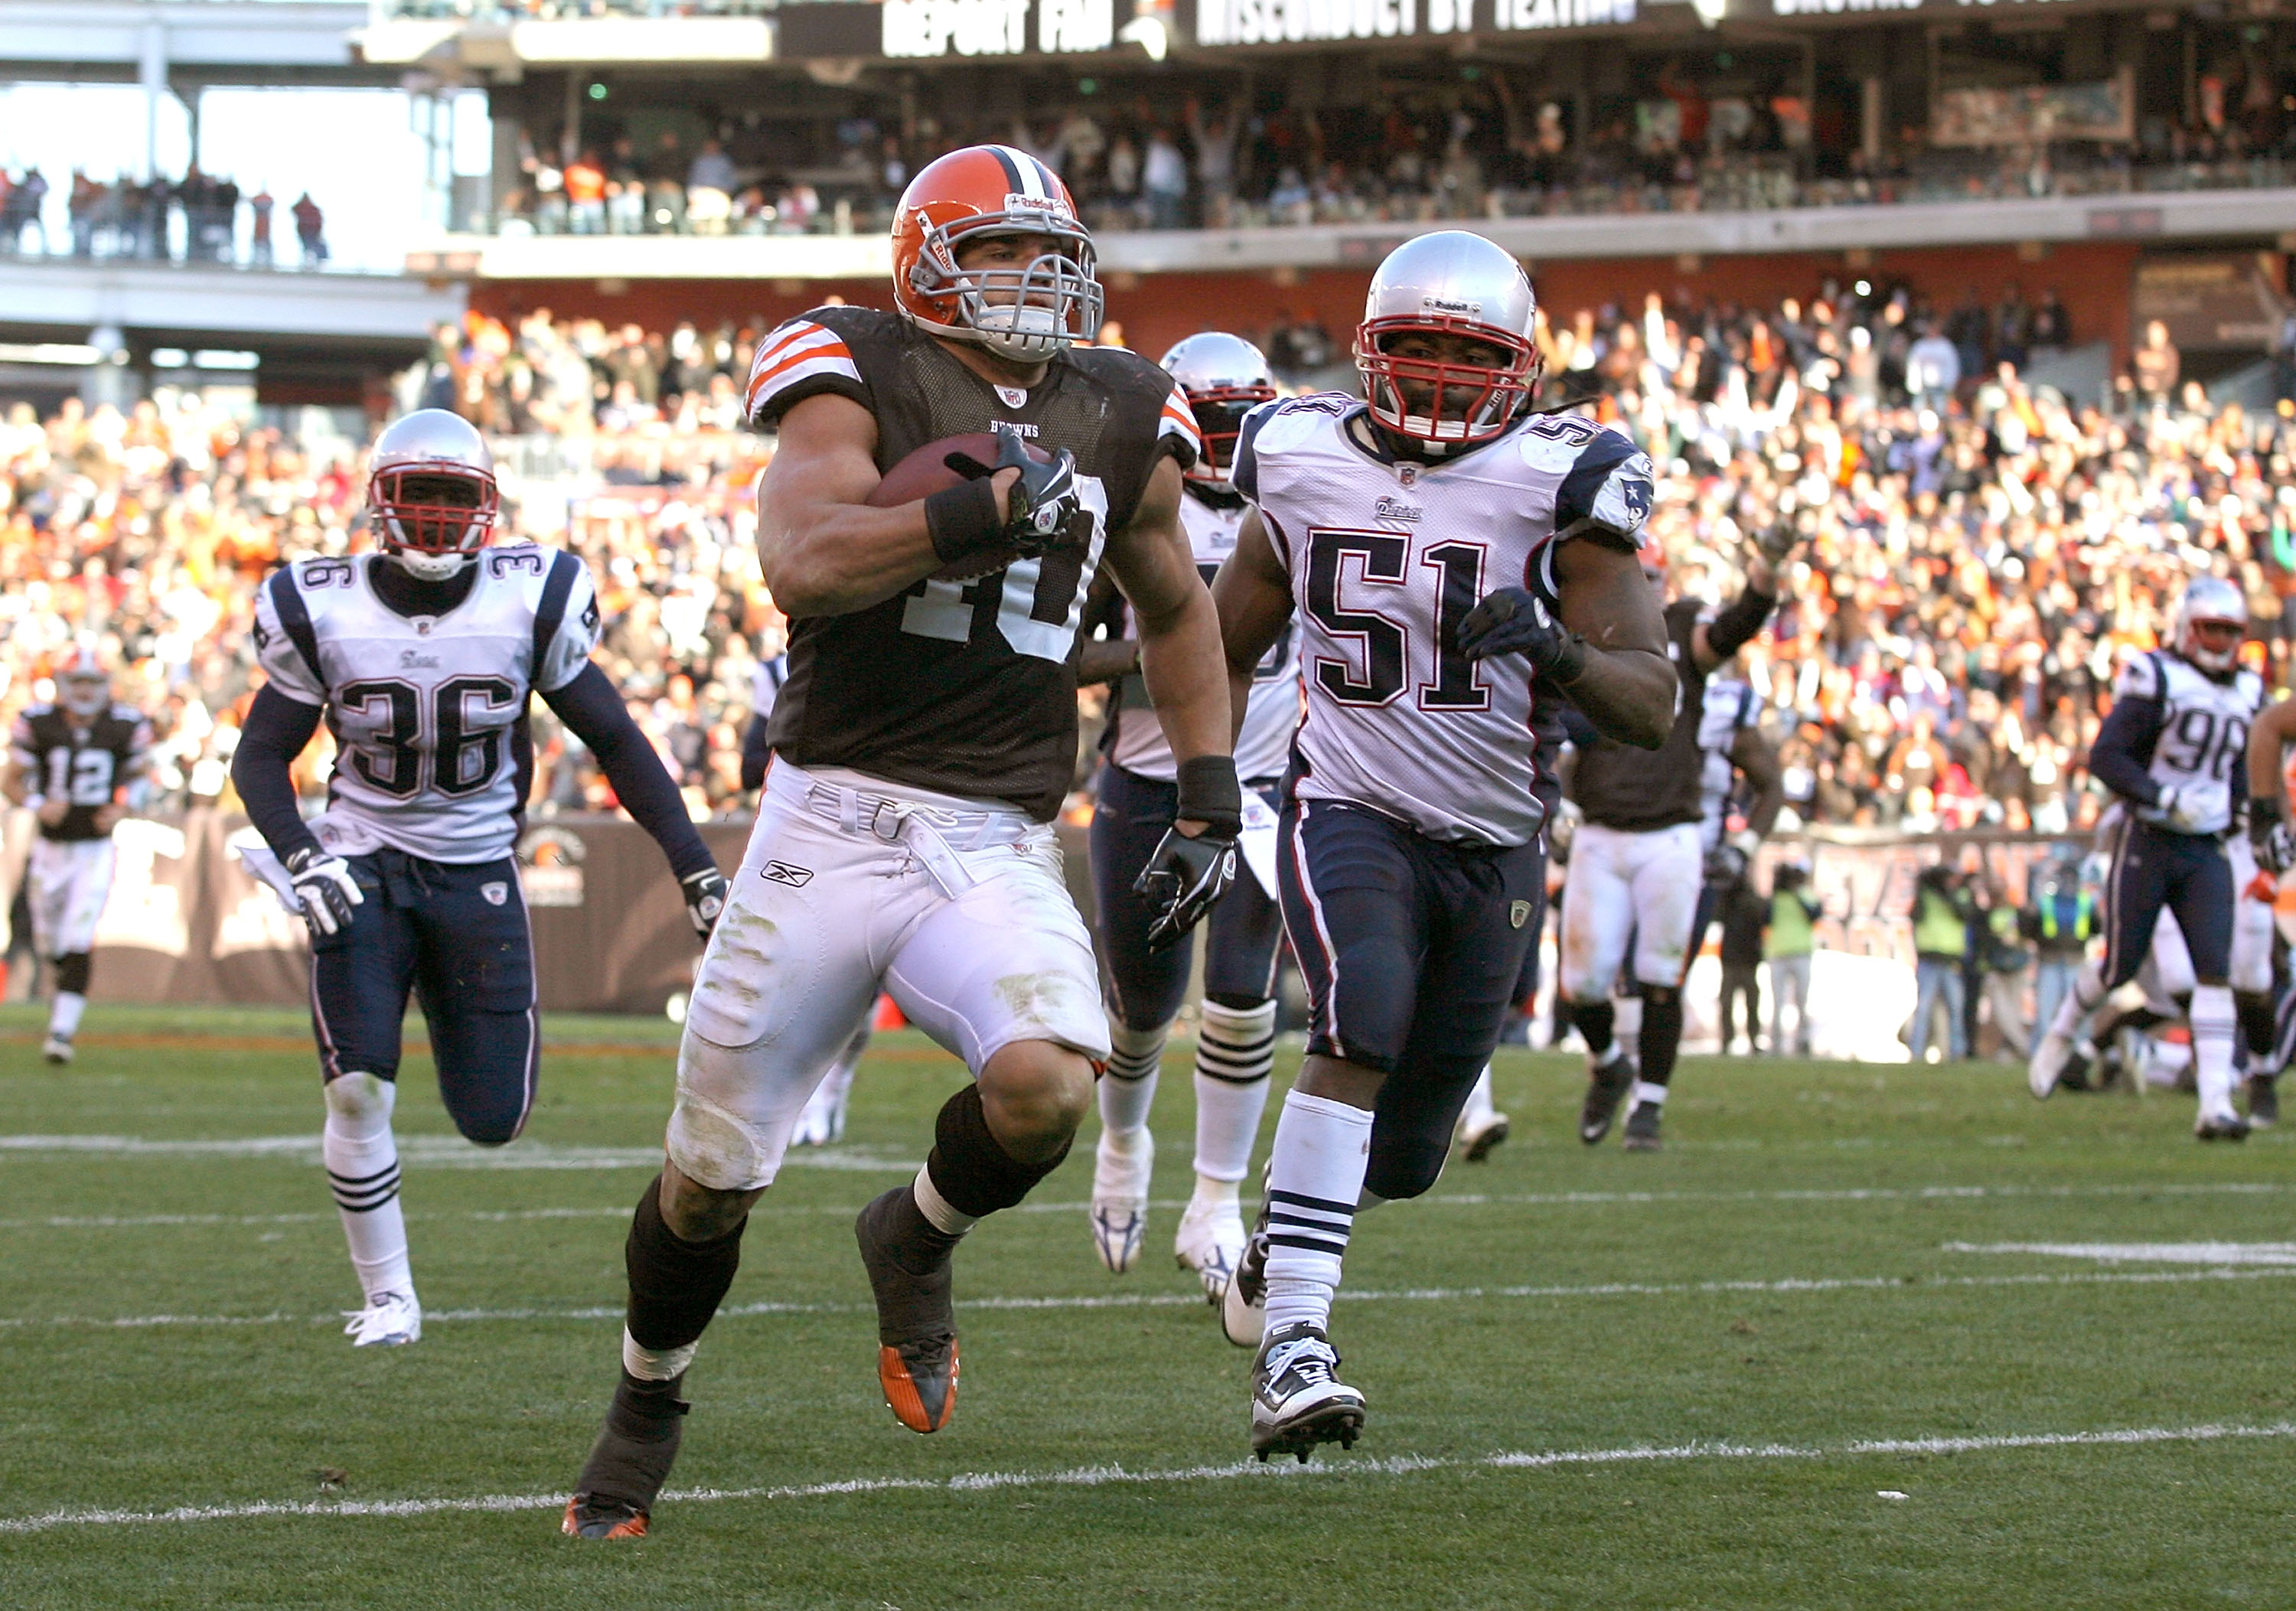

{"left": 1090, "top": 1127, "right": 1153, "bottom": 1273}
{"left": 343, "top": 1290, "right": 422, "bottom": 1348}
{"left": 1455, "top": 1107, "right": 1509, "bottom": 1163}
{"left": 1250, "top": 1322, "right": 1366, "bottom": 1463}
{"left": 41, "top": 1035, "right": 72, "bottom": 1065}
{"left": 2027, "top": 1026, "right": 2073, "bottom": 1101}
{"left": 791, "top": 1080, "right": 846, "bottom": 1147}
{"left": 1174, "top": 1195, "right": 1247, "bottom": 1303}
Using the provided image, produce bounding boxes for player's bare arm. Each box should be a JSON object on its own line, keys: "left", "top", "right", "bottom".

{"left": 1547, "top": 536, "right": 1676, "bottom": 748}
{"left": 1076, "top": 568, "right": 1138, "bottom": 684}
{"left": 2245, "top": 693, "right": 2296, "bottom": 805}
{"left": 1210, "top": 505, "right": 1293, "bottom": 746}
{"left": 1731, "top": 726, "right": 1787, "bottom": 836}
{"left": 2244, "top": 693, "right": 2296, "bottom": 873}
{"left": 755, "top": 392, "right": 1025, "bottom": 617}
{"left": 1103, "top": 455, "right": 1234, "bottom": 797}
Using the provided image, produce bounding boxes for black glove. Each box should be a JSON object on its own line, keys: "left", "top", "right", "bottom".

{"left": 950, "top": 433, "right": 1088, "bottom": 558}
{"left": 284, "top": 846, "right": 363, "bottom": 939}
{"left": 1135, "top": 754, "right": 1243, "bottom": 952}
{"left": 1704, "top": 843, "right": 1748, "bottom": 885}
{"left": 1134, "top": 827, "right": 1238, "bottom": 953}
{"left": 1456, "top": 587, "right": 1587, "bottom": 680}
{"left": 680, "top": 866, "right": 730, "bottom": 938}
{"left": 1755, "top": 515, "right": 1800, "bottom": 566}
{"left": 2252, "top": 795, "right": 2295, "bottom": 875}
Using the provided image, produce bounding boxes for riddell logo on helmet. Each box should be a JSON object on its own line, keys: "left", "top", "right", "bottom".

{"left": 1422, "top": 295, "right": 1484, "bottom": 317}
{"left": 1003, "top": 194, "right": 1074, "bottom": 220}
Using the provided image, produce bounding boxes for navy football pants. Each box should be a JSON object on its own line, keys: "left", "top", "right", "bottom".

{"left": 1090, "top": 763, "right": 1287, "bottom": 1030}
{"left": 2098, "top": 816, "right": 2232, "bottom": 988}
{"left": 309, "top": 847, "right": 539, "bottom": 1146}
{"left": 1278, "top": 797, "right": 1544, "bottom": 1200}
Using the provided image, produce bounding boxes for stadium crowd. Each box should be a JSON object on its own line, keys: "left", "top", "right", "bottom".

{"left": 489, "top": 64, "right": 2296, "bottom": 240}
{"left": 0, "top": 285, "right": 2287, "bottom": 863}
{"left": 0, "top": 165, "right": 330, "bottom": 269}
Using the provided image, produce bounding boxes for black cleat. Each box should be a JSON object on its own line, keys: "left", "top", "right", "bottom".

{"left": 563, "top": 1372, "right": 689, "bottom": 1540}
{"left": 2196, "top": 1113, "right": 2253, "bottom": 1143}
{"left": 1251, "top": 1322, "right": 1365, "bottom": 1463}
{"left": 855, "top": 1187, "right": 960, "bottom": 1433}
{"left": 1579, "top": 1048, "right": 1635, "bottom": 1145}
{"left": 2248, "top": 1074, "right": 2279, "bottom": 1128}
{"left": 1621, "top": 1101, "right": 1663, "bottom": 1151}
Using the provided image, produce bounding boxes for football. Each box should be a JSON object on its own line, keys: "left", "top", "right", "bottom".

{"left": 867, "top": 431, "right": 1049, "bottom": 582}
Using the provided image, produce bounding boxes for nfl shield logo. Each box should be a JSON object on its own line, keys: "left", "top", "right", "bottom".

{"left": 481, "top": 882, "right": 508, "bottom": 906}
{"left": 1509, "top": 900, "right": 1531, "bottom": 929}
{"left": 996, "top": 384, "right": 1029, "bottom": 408}
{"left": 1397, "top": 463, "right": 1418, "bottom": 488}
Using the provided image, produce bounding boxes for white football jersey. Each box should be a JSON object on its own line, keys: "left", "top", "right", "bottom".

{"left": 1107, "top": 489, "right": 1301, "bottom": 784}
{"left": 253, "top": 546, "right": 602, "bottom": 864}
{"left": 2112, "top": 649, "right": 2263, "bottom": 836}
{"left": 1697, "top": 677, "right": 1758, "bottom": 851}
{"left": 1236, "top": 395, "right": 1654, "bottom": 846}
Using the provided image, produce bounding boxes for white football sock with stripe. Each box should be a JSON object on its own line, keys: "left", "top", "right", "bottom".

{"left": 323, "top": 1072, "right": 413, "bottom": 1302}
{"left": 1261, "top": 1089, "right": 1372, "bottom": 1339}
{"left": 2190, "top": 984, "right": 2240, "bottom": 1123}
{"left": 1191, "top": 1000, "right": 1275, "bottom": 1191}
{"left": 1098, "top": 1020, "right": 1166, "bottom": 1136}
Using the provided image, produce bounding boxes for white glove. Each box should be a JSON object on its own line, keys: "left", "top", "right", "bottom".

{"left": 285, "top": 847, "right": 364, "bottom": 938}
{"left": 1729, "top": 827, "right": 1763, "bottom": 861}
{"left": 2154, "top": 787, "right": 2210, "bottom": 834}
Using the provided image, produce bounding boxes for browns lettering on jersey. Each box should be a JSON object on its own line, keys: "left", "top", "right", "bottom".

{"left": 750, "top": 305, "right": 1195, "bottom": 820}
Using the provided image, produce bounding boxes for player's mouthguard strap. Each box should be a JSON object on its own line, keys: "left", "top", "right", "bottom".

{"left": 925, "top": 478, "right": 1006, "bottom": 566}
{"left": 1175, "top": 755, "right": 1244, "bottom": 838}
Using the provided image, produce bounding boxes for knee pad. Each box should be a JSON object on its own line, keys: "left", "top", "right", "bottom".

{"left": 53, "top": 952, "right": 90, "bottom": 996}
{"left": 324, "top": 1070, "right": 396, "bottom": 1135}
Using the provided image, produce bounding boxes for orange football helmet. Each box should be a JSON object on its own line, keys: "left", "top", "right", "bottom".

{"left": 891, "top": 145, "right": 1102, "bottom": 363}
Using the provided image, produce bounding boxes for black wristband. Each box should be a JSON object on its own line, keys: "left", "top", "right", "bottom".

{"left": 1546, "top": 632, "right": 1589, "bottom": 683}
{"left": 2252, "top": 794, "right": 2283, "bottom": 826}
{"left": 1175, "top": 754, "right": 1244, "bottom": 837}
{"left": 1704, "top": 585, "right": 1777, "bottom": 661}
{"left": 924, "top": 477, "right": 1005, "bottom": 566}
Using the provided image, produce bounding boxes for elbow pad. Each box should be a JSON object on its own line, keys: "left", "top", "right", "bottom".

{"left": 1704, "top": 587, "right": 1776, "bottom": 661}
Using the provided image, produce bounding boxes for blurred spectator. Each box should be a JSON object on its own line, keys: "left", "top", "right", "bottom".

{"left": 1766, "top": 861, "right": 1821, "bottom": 1057}
{"left": 2132, "top": 319, "right": 2181, "bottom": 409}
{"left": 292, "top": 192, "right": 327, "bottom": 266}
{"left": 1717, "top": 864, "right": 1768, "bottom": 1054}
{"left": 1909, "top": 863, "right": 1976, "bottom": 1061}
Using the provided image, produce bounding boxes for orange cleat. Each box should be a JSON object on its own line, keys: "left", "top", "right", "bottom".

{"left": 563, "top": 1495, "right": 650, "bottom": 1540}
{"left": 878, "top": 1339, "right": 960, "bottom": 1433}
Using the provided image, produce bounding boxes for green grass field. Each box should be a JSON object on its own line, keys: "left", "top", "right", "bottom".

{"left": 2, "top": 1003, "right": 2293, "bottom": 1609}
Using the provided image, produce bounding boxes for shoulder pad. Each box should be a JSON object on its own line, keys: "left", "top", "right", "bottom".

{"left": 745, "top": 308, "right": 883, "bottom": 426}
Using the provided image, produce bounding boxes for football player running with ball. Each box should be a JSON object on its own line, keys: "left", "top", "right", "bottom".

{"left": 4, "top": 648, "right": 155, "bottom": 1063}
{"left": 2028, "top": 577, "right": 2262, "bottom": 1138}
{"left": 1085, "top": 331, "right": 1296, "bottom": 1300}
{"left": 233, "top": 409, "right": 729, "bottom": 1348}
{"left": 564, "top": 146, "right": 1235, "bottom": 1540}
{"left": 1212, "top": 231, "right": 1676, "bottom": 1462}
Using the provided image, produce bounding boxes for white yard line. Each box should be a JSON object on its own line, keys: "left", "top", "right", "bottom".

{"left": 0, "top": 1135, "right": 919, "bottom": 1172}
{"left": 6, "top": 1263, "right": 2291, "bottom": 1332}
{"left": 4, "top": 1419, "right": 2288, "bottom": 1536}
{"left": 1945, "top": 1241, "right": 2296, "bottom": 1266}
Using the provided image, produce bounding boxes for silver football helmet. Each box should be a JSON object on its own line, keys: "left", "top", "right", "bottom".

{"left": 2173, "top": 576, "right": 2248, "bottom": 674}
{"left": 1160, "top": 332, "right": 1277, "bottom": 494}
{"left": 367, "top": 409, "right": 499, "bottom": 581}
{"left": 57, "top": 645, "right": 109, "bottom": 719}
{"left": 1355, "top": 230, "right": 1542, "bottom": 448}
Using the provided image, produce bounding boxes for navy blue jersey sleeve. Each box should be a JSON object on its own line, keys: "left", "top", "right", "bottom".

{"left": 1230, "top": 398, "right": 1283, "bottom": 505}
{"left": 2089, "top": 694, "right": 2165, "bottom": 805}
{"left": 230, "top": 685, "right": 326, "bottom": 864}
{"left": 1552, "top": 429, "right": 1653, "bottom": 552}
{"left": 541, "top": 664, "right": 717, "bottom": 880}
{"left": 739, "top": 710, "right": 773, "bottom": 795}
